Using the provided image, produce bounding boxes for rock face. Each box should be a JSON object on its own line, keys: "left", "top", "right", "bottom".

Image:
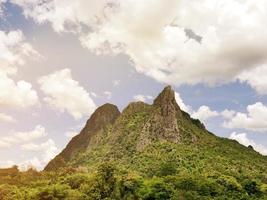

{"left": 45, "top": 86, "right": 204, "bottom": 171}
{"left": 137, "top": 86, "right": 182, "bottom": 150}
{"left": 45, "top": 103, "right": 120, "bottom": 171}
{"left": 153, "top": 85, "right": 182, "bottom": 117}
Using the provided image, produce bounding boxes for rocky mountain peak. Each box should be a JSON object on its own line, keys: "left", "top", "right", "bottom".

{"left": 85, "top": 103, "right": 120, "bottom": 132}
{"left": 153, "top": 85, "right": 175, "bottom": 106}
{"left": 153, "top": 85, "right": 182, "bottom": 117}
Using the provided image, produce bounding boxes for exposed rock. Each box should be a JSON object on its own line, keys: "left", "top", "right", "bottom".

{"left": 137, "top": 86, "right": 182, "bottom": 150}
{"left": 153, "top": 85, "right": 182, "bottom": 117}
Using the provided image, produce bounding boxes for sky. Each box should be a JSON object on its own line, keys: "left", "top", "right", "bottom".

{"left": 0, "top": 0, "right": 267, "bottom": 170}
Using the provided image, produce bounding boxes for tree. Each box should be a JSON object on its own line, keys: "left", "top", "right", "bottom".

{"left": 138, "top": 177, "right": 173, "bottom": 200}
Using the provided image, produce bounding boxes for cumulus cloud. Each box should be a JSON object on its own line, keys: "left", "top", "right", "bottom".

{"left": 221, "top": 109, "right": 236, "bottom": 120}
{"left": 223, "top": 102, "right": 267, "bottom": 132}
{"left": 0, "top": 125, "right": 59, "bottom": 170}
{"left": 230, "top": 132, "right": 267, "bottom": 155}
{"left": 38, "top": 68, "right": 96, "bottom": 119}
{"left": 11, "top": 0, "right": 267, "bottom": 94}
{"left": 174, "top": 92, "right": 191, "bottom": 113}
{"left": 192, "top": 105, "right": 219, "bottom": 121}
{"left": 133, "top": 94, "right": 153, "bottom": 102}
{"left": 11, "top": 0, "right": 110, "bottom": 32}
{"left": 103, "top": 91, "right": 112, "bottom": 100}
{"left": 0, "top": 125, "right": 47, "bottom": 149}
{"left": 21, "top": 138, "right": 59, "bottom": 168}
{"left": 0, "top": 30, "right": 39, "bottom": 108}
{"left": 238, "top": 65, "right": 267, "bottom": 95}
{"left": 0, "top": 30, "right": 39, "bottom": 75}
{"left": 0, "top": 73, "right": 39, "bottom": 108}
{"left": 0, "top": 113, "right": 15, "bottom": 123}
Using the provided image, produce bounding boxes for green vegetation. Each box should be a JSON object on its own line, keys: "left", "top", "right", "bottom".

{"left": 0, "top": 160, "right": 266, "bottom": 200}
{"left": 1, "top": 87, "right": 266, "bottom": 199}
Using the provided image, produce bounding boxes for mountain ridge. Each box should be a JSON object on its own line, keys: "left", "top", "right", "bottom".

{"left": 45, "top": 86, "right": 265, "bottom": 172}
{"left": 45, "top": 85, "right": 208, "bottom": 170}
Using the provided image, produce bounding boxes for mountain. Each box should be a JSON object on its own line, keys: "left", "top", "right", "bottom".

{"left": 1, "top": 86, "right": 266, "bottom": 200}
{"left": 45, "top": 85, "right": 208, "bottom": 171}
{"left": 44, "top": 86, "right": 267, "bottom": 184}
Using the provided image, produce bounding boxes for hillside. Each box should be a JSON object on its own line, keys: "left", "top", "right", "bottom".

{"left": 46, "top": 86, "right": 266, "bottom": 176}
{"left": 0, "top": 86, "right": 267, "bottom": 200}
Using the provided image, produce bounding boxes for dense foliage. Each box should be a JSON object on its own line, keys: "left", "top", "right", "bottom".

{"left": 0, "top": 161, "right": 266, "bottom": 200}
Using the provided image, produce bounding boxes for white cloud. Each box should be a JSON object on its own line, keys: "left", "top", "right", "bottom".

{"left": 103, "top": 91, "right": 112, "bottom": 100}
{"left": 192, "top": 105, "right": 219, "bottom": 121}
{"left": 221, "top": 109, "right": 236, "bottom": 120}
{"left": 0, "top": 30, "right": 39, "bottom": 75}
{"left": 133, "top": 94, "right": 153, "bottom": 102}
{"left": 174, "top": 92, "right": 191, "bottom": 113}
{"left": 2, "top": 138, "right": 60, "bottom": 171}
{"left": 238, "top": 65, "right": 267, "bottom": 95}
{"left": 223, "top": 102, "right": 267, "bottom": 132}
{"left": 38, "top": 68, "right": 96, "bottom": 119}
{"left": 0, "top": 113, "right": 15, "bottom": 123}
{"left": 90, "top": 92, "right": 98, "bottom": 98}
{"left": 0, "top": 140, "right": 10, "bottom": 148}
{"left": 0, "top": 73, "right": 39, "bottom": 108}
{"left": 0, "top": 125, "right": 47, "bottom": 149}
{"left": 0, "top": 160, "right": 15, "bottom": 168}
{"left": 11, "top": 0, "right": 110, "bottom": 33}
{"left": 12, "top": 0, "right": 267, "bottom": 94}
{"left": 21, "top": 138, "right": 59, "bottom": 164}
{"left": 0, "top": 30, "right": 39, "bottom": 108}
{"left": 230, "top": 132, "right": 267, "bottom": 155}
{"left": 19, "top": 157, "right": 43, "bottom": 171}
{"left": 19, "top": 139, "right": 59, "bottom": 171}
{"left": 0, "top": 126, "right": 59, "bottom": 170}
{"left": 113, "top": 80, "right": 120, "bottom": 87}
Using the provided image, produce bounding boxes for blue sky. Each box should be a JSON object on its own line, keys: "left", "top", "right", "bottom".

{"left": 0, "top": 0, "right": 267, "bottom": 170}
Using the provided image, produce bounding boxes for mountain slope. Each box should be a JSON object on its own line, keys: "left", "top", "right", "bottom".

{"left": 45, "top": 103, "right": 120, "bottom": 170}
{"left": 45, "top": 86, "right": 267, "bottom": 181}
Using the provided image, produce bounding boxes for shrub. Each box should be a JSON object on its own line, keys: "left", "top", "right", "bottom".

{"left": 243, "top": 180, "right": 261, "bottom": 196}
{"left": 138, "top": 177, "right": 173, "bottom": 200}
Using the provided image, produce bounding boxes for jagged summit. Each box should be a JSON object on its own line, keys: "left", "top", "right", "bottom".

{"left": 45, "top": 86, "right": 204, "bottom": 170}
{"left": 154, "top": 85, "right": 176, "bottom": 106}
{"left": 153, "top": 85, "right": 182, "bottom": 117}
